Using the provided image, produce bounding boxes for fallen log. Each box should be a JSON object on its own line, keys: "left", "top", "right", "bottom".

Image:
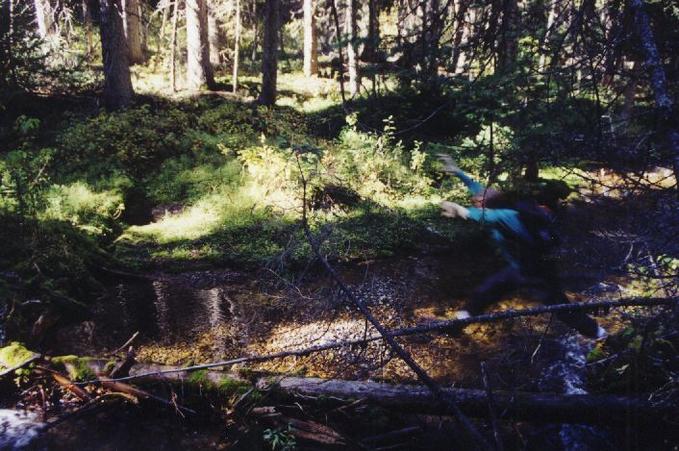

{"left": 267, "top": 376, "right": 676, "bottom": 427}
{"left": 58, "top": 359, "right": 678, "bottom": 426}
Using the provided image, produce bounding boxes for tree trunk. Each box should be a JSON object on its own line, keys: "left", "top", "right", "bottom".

{"left": 99, "top": 0, "right": 134, "bottom": 109}
{"left": 258, "top": 0, "right": 279, "bottom": 105}
{"left": 250, "top": 0, "right": 258, "bottom": 61}
{"left": 232, "top": 0, "right": 240, "bottom": 93}
{"left": 421, "top": 0, "right": 441, "bottom": 83}
{"left": 345, "top": 0, "right": 359, "bottom": 97}
{"left": 498, "top": 0, "right": 518, "bottom": 72}
{"left": 450, "top": 0, "right": 468, "bottom": 73}
{"left": 537, "top": 0, "right": 557, "bottom": 73}
{"left": 33, "top": 0, "right": 54, "bottom": 39}
{"left": 630, "top": 0, "right": 679, "bottom": 185}
{"left": 82, "top": 0, "right": 94, "bottom": 58}
{"left": 330, "top": 0, "right": 346, "bottom": 105}
{"left": 302, "top": 0, "right": 318, "bottom": 77}
{"left": 362, "top": 0, "right": 380, "bottom": 62}
{"left": 186, "top": 0, "right": 216, "bottom": 90}
{"left": 170, "top": 0, "right": 179, "bottom": 91}
{"left": 207, "top": 0, "right": 219, "bottom": 66}
{"left": 123, "top": 0, "right": 145, "bottom": 64}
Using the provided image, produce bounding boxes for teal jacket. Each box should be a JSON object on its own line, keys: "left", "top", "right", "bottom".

{"left": 454, "top": 170, "right": 534, "bottom": 268}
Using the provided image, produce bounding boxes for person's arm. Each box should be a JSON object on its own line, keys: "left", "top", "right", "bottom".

{"left": 437, "top": 154, "right": 485, "bottom": 196}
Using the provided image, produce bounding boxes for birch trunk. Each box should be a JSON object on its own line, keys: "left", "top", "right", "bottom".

{"left": 345, "top": 0, "right": 359, "bottom": 97}
{"left": 232, "top": 0, "right": 240, "bottom": 93}
{"left": 303, "top": 0, "right": 318, "bottom": 77}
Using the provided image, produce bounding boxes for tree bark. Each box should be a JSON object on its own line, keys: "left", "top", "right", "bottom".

{"left": 422, "top": 0, "right": 442, "bottom": 83}
{"left": 207, "top": 0, "right": 219, "bottom": 66}
{"left": 362, "top": 0, "right": 380, "bottom": 62}
{"left": 345, "top": 0, "right": 359, "bottom": 97}
{"left": 232, "top": 0, "right": 240, "bottom": 93}
{"left": 629, "top": 0, "right": 679, "bottom": 185}
{"left": 258, "top": 0, "right": 279, "bottom": 105}
{"left": 303, "top": 0, "right": 318, "bottom": 77}
{"left": 170, "top": 0, "right": 179, "bottom": 91}
{"left": 498, "top": 0, "right": 518, "bottom": 72}
{"left": 99, "top": 0, "right": 134, "bottom": 110}
{"left": 123, "top": 0, "right": 145, "bottom": 64}
{"left": 186, "top": 0, "right": 215, "bottom": 90}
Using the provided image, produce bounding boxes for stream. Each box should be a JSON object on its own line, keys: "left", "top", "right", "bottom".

{"left": 6, "top": 254, "right": 624, "bottom": 449}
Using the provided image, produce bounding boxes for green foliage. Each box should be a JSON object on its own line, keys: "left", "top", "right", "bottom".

{"left": 147, "top": 158, "right": 242, "bottom": 204}
{"left": 57, "top": 105, "right": 192, "bottom": 180}
{"left": 43, "top": 182, "right": 126, "bottom": 236}
{"left": 263, "top": 425, "right": 297, "bottom": 451}
{"left": 51, "top": 355, "right": 97, "bottom": 381}
{"left": 331, "top": 115, "right": 434, "bottom": 203}
{"left": 0, "top": 116, "right": 54, "bottom": 215}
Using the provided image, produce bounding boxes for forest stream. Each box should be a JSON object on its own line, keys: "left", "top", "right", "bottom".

{"left": 8, "top": 252, "right": 632, "bottom": 450}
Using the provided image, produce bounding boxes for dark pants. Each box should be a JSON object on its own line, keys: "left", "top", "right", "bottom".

{"left": 465, "top": 259, "right": 599, "bottom": 338}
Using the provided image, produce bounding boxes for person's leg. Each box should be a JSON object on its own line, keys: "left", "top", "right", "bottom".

{"left": 464, "top": 266, "right": 523, "bottom": 316}
{"left": 530, "top": 260, "right": 603, "bottom": 338}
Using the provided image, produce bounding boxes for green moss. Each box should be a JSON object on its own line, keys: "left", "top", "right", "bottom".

{"left": 217, "top": 376, "right": 251, "bottom": 396}
{"left": 0, "top": 342, "right": 38, "bottom": 369}
{"left": 52, "top": 355, "right": 97, "bottom": 381}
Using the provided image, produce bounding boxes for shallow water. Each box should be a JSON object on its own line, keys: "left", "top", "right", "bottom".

{"left": 38, "top": 254, "right": 628, "bottom": 449}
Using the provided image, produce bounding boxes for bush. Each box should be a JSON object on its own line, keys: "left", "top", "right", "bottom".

{"left": 57, "top": 105, "right": 191, "bottom": 180}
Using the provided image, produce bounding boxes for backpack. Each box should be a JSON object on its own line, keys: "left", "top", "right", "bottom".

{"left": 513, "top": 200, "right": 560, "bottom": 251}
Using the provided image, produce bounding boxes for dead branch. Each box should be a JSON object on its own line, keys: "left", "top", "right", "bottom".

{"left": 481, "top": 362, "right": 503, "bottom": 451}
{"left": 108, "top": 331, "right": 140, "bottom": 357}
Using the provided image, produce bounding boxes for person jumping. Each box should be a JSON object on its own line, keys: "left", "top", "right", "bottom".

{"left": 438, "top": 154, "right": 605, "bottom": 339}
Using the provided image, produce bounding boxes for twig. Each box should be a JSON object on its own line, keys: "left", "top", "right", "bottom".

{"left": 480, "top": 362, "right": 503, "bottom": 451}
{"left": 108, "top": 331, "right": 140, "bottom": 357}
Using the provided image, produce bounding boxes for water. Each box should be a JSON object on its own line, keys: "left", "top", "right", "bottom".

{"left": 540, "top": 334, "right": 612, "bottom": 451}
{"left": 0, "top": 409, "right": 44, "bottom": 450}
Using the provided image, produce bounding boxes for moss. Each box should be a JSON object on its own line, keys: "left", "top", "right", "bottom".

{"left": 0, "top": 342, "right": 38, "bottom": 370}
{"left": 52, "top": 355, "right": 97, "bottom": 381}
{"left": 186, "top": 370, "right": 252, "bottom": 396}
{"left": 217, "top": 376, "right": 251, "bottom": 396}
